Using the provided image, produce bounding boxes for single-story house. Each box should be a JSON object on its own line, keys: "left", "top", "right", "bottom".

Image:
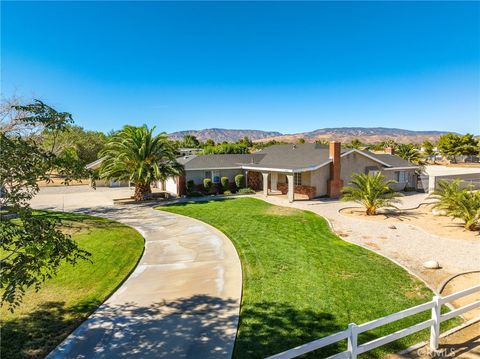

{"left": 161, "top": 142, "right": 419, "bottom": 202}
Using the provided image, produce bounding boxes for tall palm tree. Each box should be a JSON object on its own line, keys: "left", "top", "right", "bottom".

{"left": 100, "top": 125, "right": 183, "bottom": 201}
{"left": 341, "top": 173, "right": 403, "bottom": 215}
{"left": 396, "top": 144, "right": 422, "bottom": 165}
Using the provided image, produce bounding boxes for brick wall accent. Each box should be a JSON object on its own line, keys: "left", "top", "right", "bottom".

{"left": 247, "top": 171, "right": 262, "bottom": 190}
{"left": 277, "top": 183, "right": 317, "bottom": 199}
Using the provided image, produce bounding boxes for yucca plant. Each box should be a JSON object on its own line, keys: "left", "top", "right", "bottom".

{"left": 430, "top": 180, "right": 480, "bottom": 231}
{"left": 341, "top": 173, "right": 403, "bottom": 215}
{"left": 100, "top": 125, "right": 183, "bottom": 201}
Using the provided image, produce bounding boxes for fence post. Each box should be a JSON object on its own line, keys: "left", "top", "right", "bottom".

{"left": 430, "top": 295, "right": 441, "bottom": 351}
{"left": 347, "top": 323, "right": 358, "bottom": 359}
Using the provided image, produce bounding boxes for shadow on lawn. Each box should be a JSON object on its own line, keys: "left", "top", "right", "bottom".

{"left": 236, "top": 301, "right": 414, "bottom": 358}
{"left": 2, "top": 296, "right": 413, "bottom": 359}
{"left": 1, "top": 299, "right": 101, "bottom": 359}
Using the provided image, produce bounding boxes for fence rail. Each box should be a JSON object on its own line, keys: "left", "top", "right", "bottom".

{"left": 266, "top": 284, "right": 480, "bottom": 359}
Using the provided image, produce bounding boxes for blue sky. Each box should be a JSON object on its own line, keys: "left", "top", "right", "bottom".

{"left": 2, "top": 1, "right": 479, "bottom": 134}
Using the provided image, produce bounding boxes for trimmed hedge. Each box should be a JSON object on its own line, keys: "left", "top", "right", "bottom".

{"left": 235, "top": 174, "right": 245, "bottom": 188}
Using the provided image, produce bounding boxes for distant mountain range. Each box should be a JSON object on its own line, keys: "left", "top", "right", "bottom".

{"left": 168, "top": 127, "right": 458, "bottom": 144}
{"left": 168, "top": 128, "right": 282, "bottom": 143}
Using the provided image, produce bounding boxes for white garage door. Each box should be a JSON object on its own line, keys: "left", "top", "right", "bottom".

{"left": 165, "top": 177, "right": 178, "bottom": 194}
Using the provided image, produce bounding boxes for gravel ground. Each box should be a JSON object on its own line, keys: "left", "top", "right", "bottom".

{"left": 260, "top": 193, "right": 480, "bottom": 290}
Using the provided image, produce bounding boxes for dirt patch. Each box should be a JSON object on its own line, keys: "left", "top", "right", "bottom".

{"left": 365, "top": 241, "right": 381, "bottom": 250}
{"left": 339, "top": 204, "right": 479, "bottom": 242}
{"left": 386, "top": 322, "right": 480, "bottom": 358}
{"left": 264, "top": 206, "right": 299, "bottom": 216}
{"left": 441, "top": 272, "right": 480, "bottom": 321}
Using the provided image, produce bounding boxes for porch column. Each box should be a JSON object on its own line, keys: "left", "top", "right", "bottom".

{"left": 262, "top": 172, "right": 269, "bottom": 196}
{"left": 271, "top": 172, "right": 278, "bottom": 191}
{"left": 287, "top": 174, "right": 294, "bottom": 203}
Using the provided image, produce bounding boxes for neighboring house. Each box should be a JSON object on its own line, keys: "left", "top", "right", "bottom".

{"left": 420, "top": 165, "right": 480, "bottom": 193}
{"left": 162, "top": 142, "right": 419, "bottom": 202}
{"left": 85, "top": 157, "right": 130, "bottom": 187}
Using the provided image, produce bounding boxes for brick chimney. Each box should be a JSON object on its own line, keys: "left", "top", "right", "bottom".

{"left": 327, "top": 141, "right": 343, "bottom": 198}
{"left": 384, "top": 147, "right": 395, "bottom": 155}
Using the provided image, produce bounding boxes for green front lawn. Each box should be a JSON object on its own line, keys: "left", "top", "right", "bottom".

{"left": 1, "top": 211, "right": 144, "bottom": 359}
{"left": 159, "top": 198, "right": 454, "bottom": 358}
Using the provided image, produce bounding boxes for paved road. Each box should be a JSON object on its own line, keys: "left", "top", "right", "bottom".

{"left": 32, "top": 188, "right": 242, "bottom": 358}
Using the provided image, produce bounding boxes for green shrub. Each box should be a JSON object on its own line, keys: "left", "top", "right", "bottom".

{"left": 186, "top": 180, "right": 195, "bottom": 193}
{"left": 221, "top": 177, "right": 229, "bottom": 191}
{"left": 235, "top": 174, "right": 245, "bottom": 188}
{"left": 238, "top": 187, "right": 255, "bottom": 194}
{"left": 223, "top": 190, "right": 232, "bottom": 195}
{"left": 203, "top": 178, "right": 212, "bottom": 191}
{"left": 188, "top": 191, "right": 203, "bottom": 197}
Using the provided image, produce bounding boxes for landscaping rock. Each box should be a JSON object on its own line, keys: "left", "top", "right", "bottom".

{"left": 423, "top": 260, "right": 441, "bottom": 269}
{"left": 389, "top": 225, "right": 397, "bottom": 229}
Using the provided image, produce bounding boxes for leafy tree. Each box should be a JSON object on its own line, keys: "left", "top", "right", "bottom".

{"left": 341, "top": 173, "right": 403, "bottom": 215}
{"left": 1, "top": 100, "right": 91, "bottom": 309}
{"left": 349, "top": 139, "right": 363, "bottom": 149}
{"left": 396, "top": 144, "right": 422, "bottom": 164}
{"left": 204, "top": 138, "right": 215, "bottom": 147}
{"left": 297, "top": 138, "right": 306, "bottom": 144}
{"left": 40, "top": 125, "right": 107, "bottom": 164}
{"left": 431, "top": 180, "right": 480, "bottom": 231}
{"left": 202, "top": 143, "right": 249, "bottom": 154}
{"left": 252, "top": 139, "right": 287, "bottom": 150}
{"left": 438, "top": 133, "right": 479, "bottom": 163}
{"left": 182, "top": 134, "right": 200, "bottom": 148}
{"left": 381, "top": 139, "right": 397, "bottom": 149}
{"left": 237, "top": 136, "right": 253, "bottom": 147}
{"left": 100, "top": 125, "right": 183, "bottom": 201}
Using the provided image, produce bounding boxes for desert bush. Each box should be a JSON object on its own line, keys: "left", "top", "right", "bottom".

{"left": 341, "top": 173, "right": 402, "bottom": 215}
{"left": 235, "top": 174, "right": 245, "bottom": 188}
{"left": 430, "top": 180, "right": 480, "bottom": 231}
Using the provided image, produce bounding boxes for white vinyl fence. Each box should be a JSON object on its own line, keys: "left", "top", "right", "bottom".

{"left": 267, "top": 285, "right": 480, "bottom": 359}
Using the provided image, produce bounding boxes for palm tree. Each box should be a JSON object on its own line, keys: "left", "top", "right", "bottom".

{"left": 100, "top": 125, "right": 183, "bottom": 201}
{"left": 341, "top": 173, "right": 403, "bottom": 215}
{"left": 396, "top": 144, "right": 422, "bottom": 165}
{"left": 430, "top": 180, "right": 480, "bottom": 231}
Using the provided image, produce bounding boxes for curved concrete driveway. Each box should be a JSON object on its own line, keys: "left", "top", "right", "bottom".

{"left": 32, "top": 187, "right": 242, "bottom": 358}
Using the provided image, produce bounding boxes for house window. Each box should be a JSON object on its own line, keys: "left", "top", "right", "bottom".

{"left": 205, "top": 170, "right": 220, "bottom": 183}
{"left": 395, "top": 171, "right": 408, "bottom": 183}
{"left": 368, "top": 170, "right": 380, "bottom": 176}
{"left": 212, "top": 170, "right": 220, "bottom": 183}
{"left": 294, "top": 173, "right": 302, "bottom": 186}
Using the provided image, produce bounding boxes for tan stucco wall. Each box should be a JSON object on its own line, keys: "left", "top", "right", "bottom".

{"left": 186, "top": 169, "right": 244, "bottom": 185}
{"left": 381, "top": 169, "right": 417, "bottom": 191}
{"left": 340, "top": 152, "right": 381, "bottom": 184}
{"left": 310, "top": 166, "right": 330, "bottom": 196}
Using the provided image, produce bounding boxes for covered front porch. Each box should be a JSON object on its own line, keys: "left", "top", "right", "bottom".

{"left": 246, "top": 170, "right": 317, "bottom": 202}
